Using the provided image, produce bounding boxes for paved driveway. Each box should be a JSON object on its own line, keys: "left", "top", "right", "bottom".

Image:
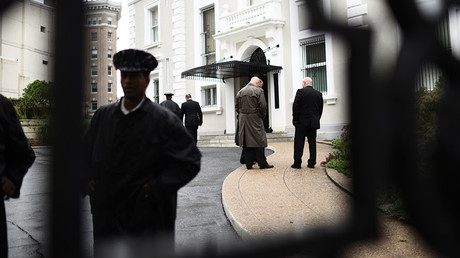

{"left": 5, "top": 146, "right": 271, "bottom": 257}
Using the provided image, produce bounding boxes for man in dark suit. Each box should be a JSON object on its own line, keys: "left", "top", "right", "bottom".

{"left": 181, "top": 94, "right": 202, "bottom": 143}
{"left": 291, "top": 77, "right": 324, "bottom": 169}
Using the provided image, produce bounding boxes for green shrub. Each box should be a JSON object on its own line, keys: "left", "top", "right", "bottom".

{"left": 20, "top": 80, "right": 53, "bottom": 119}
{"left": 327, "top": 125, "right": 353, "bottom": 178}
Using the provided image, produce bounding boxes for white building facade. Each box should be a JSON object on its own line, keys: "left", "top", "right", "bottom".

{"left": 127, "top": 0, "right": 349, "bottom": 140}
{"left": 125, "top": 0, "right": 460, "bottom": 140}
{"left": 0, "top": 0, "right": 56, "bottom": 98}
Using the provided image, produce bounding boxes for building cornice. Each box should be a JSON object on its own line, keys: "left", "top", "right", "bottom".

{"left": 83, "top": 0, "right": 121, "bottom": 12}
{"left": 214, "top": 20, "right": 285, "bottom": 41}
{"left": 85, "top": 4, "right": 121, "bottom": 12}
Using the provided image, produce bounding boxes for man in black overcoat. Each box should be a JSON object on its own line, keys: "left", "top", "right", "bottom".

{"left": 81, "top": 49, "right": 201, "bottom": 256}
{"left": 160, "top": 92, "right": 182, "bottom": 118}
{"left": 291, "top": 77, "right": 324, "bottom": 169}
{"left": 0, "top": 94, "right": 35, "bottom": 258}
{"left": 180, "top": 94, "right": 202, "bottom": 143}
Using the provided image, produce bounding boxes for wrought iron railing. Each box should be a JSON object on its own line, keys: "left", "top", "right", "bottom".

{"left": 1, "top": 0, "right": 459, "bottom": 257}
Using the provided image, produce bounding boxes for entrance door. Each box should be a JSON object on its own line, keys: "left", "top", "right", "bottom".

{"left": 260, "top": 74, "right": 270, "bottom": 131}
{"left": 236, "top": 75, "right": 270, "bottom": 132}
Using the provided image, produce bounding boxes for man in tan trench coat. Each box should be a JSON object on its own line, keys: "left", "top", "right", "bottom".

{"left": 235, "top": 77, "right": 274, "bottom": 169}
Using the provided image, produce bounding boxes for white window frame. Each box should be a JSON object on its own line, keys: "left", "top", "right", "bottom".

{"left": 201, "top": 5, "right": 216, "bottom": 65}
{"left": 91, "top": 101, "right": 98, "bottom": 111}
{"left": 297, "top": 31, "right": 337, "bottom": 104}
{"left": 108, "top": 16, "right": 112, "bottom": 25}
{"left": 144, "top": 1, "right": 161, "bottom": 48}
{"left": 91, "top": 49, "right": 97, "bottom": 59}
{"left": 300, "top": 35, "right": 328, "bottom": 94}
{"left": 91, "top": 32, "right": 97, "bottom": 41}
{"left": 91, "top": 65, "right": 97, "bottom": 76}
{"left": 249, "top": 0, "right": 265, "bottom": 6}
{"left": 152, "top": 78, "right": 160, "bottom": 104}
{"left": 201, "top": 85, "right": 217, "bottom": 107}
{"left": 91, "top": 82, "right": 97, "bottom": 93}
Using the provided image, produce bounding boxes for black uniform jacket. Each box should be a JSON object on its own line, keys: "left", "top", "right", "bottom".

{"left": 160, "top": 99, "right": 182, "bottom": 119}
{"left": 181, "top": 99, "right": 202, "bottom": 127}
{"left": 292, "top": 86, "right": 324, "bottom": 129}
{"left": 0, "top": 95, "right": 35, "bottom": 198}
{"left": 82, "top": 97, "right": 201, "bottom": 235}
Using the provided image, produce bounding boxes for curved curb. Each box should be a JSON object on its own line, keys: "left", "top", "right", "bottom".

{"left": 221, "top": 188, "right": 254, "bottom": 241}
{"left": 324, "top": 167, "right": 353, "bottom": 196}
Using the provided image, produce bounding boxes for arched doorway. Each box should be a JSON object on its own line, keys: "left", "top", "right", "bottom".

{"left": 249, "top": 48, "right": 271, "bottom": 132}
{"left": 235, "top": 47, "right": 272, "bottom": 132}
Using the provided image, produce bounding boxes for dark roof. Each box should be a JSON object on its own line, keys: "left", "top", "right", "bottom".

{"left": 181, "top": 60, "right": 282, "bottom": 81}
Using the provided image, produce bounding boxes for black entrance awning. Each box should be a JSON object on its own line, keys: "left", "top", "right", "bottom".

{"left": 181, "top": 60, "right": 282, "bottom": 81}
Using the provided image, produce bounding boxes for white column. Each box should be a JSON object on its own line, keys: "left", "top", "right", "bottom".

{"left": 225, "top": 78, "right": 236, "bottom": 134}
{"left": 172, "top": 0, "right": 187, "bottom": 99}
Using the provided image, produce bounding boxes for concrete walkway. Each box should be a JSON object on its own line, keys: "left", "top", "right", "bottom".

{"left": 222, "top": 141, "right": 439, "bottom": 257}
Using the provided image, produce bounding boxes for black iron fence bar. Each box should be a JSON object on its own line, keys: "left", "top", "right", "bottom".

{"left": 2, "top": 0, "right": 460, "bottom": 256}
{"left": 50, "top": 1, "right": 84, "bottom": 258}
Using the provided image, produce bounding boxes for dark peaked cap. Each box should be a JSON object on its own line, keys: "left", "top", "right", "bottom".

{"left": 113, "top": 49, "right": 158, "bottom": 72}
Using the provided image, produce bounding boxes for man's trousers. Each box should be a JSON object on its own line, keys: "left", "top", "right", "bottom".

{"left": 185, "top": 125, "right": 198, "bottom": 144}
{"left": 293, "top": 123, "right": 317, "bottom": 167}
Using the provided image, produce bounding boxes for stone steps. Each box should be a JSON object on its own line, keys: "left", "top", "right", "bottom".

{"left": 197, "top": 132, "right": 293, "bottom": 147}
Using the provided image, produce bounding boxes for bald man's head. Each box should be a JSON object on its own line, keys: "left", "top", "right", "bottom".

{"left": 302, "top": 77, "right": 313, "bottom": 88}
{"left": 250, "top": 77, "right": 263, "bottom": 88}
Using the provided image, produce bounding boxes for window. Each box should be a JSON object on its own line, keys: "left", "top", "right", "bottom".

{"left": 150, "top": 6, "right": 159, "bottom": 43}
{"left": 201, "top": 7, "right": 215, "bottom": 65}
{"left": 300, "top": 35, "right": 327, "bottom": 93}
{"left": 98, "top": 16, "right": 102, "bottom": 24}
{"left": 108, "top": 82, "right": 112, "bottom": 93}
{"left": 87, "top": 17, "right": 91, "bottom": 25}
{"left": 42, "top": 60, "right": 48, "bottom": 65}
{"left": 152, "top": 79, "right": 159, "bottom": 103}
{"left": 40, "top": 26, "right": 46, "bottom": 33}
{"left": 108, "top": 49, "right": 112, "bottom": 58}
{"left": 108, "top": 32, "right": 112, "bottom": 42}
{"left": 91, "top": 49, "right": 97, "bottom": 58}
{"left": 91, "top": 65, "right": 97, "bottom": 76}
{"left": 91, "top": 32, "right": 97, "bottom": 41}
{"left": 92, "top": 17, "right": 97, "bottom": 25}
{"left": 91, "top": 101, "right": 98, "bottom": 111}
{"left": 91, "top": 83, "right": 97, "bottom": 93}
{"left": 108, "top": 65, "right": 112, "bottom": 76}
{"left": 108, "top": 16, "right": 112, "bottom": 25}
{"left": 250, "top": 0, "right": 265, "bottom": 5}
{"left": 201, "top": 85, "right": 217, "bottom": 106}
{"left": 415, "top": 16, "right": 450, "bottom": 91}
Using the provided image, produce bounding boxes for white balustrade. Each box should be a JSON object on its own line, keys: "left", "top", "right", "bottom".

{"left": 219, "top": 0, "right": 282, "bottom": 32}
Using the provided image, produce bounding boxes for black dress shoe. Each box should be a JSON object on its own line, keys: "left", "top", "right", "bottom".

{"left": 307, "top": 164, "right": 315, "bottom": 168}
{"left": 260, "top": 164, "right": 274, "bottom": 169}
{"left": 246, "top": 165, "right": 253, "bottom": 169}
{"left": 291, "top": 164, "right": 301, "bottom": 169}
